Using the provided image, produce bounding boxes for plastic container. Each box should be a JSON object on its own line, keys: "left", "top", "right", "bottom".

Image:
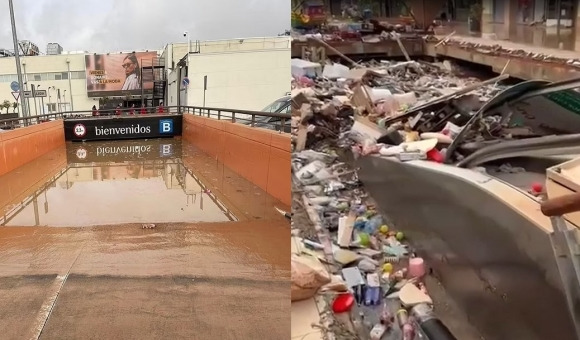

{"left": 408, "top": 257, "right": 426, "bottom": 279}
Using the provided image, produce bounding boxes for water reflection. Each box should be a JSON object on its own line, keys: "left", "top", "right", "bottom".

{"left": 1, "top": 140, "right": 237, "bottom": 227}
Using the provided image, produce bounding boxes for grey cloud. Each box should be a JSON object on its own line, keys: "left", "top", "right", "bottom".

{"left": 0, "top": 0, "right": 289, "bottom": 53}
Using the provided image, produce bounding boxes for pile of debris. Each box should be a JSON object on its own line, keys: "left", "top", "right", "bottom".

{"left": 292, "top": 148, "right": 449, "bottom": 339}
{"left": 427, "top": 34, "right": 580, "bottom": 67}
{"left": 288, "top": 59, "right": 497, "bottom": 339}
{"left": 291, "top": 56, "right": 509, "bottom": 164}
{"left": 291, "top": 5, "right": 423, "bottom": 44}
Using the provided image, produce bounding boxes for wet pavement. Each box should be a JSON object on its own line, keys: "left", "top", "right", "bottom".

{"left": 0, "top": 139, "right": 290, "bottom": 340}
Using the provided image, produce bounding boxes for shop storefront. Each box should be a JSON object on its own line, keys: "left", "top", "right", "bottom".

{"left": 492, "top": 0, "right": 575, "bottom": 27}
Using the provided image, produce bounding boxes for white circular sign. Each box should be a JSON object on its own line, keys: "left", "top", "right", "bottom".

{"left": 76, "top": 147, "right": 87, "bottom": 159}
{"left": 73, "top": 124, "right": 86, "bottom": 137}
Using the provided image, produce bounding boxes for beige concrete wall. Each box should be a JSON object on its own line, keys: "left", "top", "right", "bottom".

{"left": 0, "top": 54, "right": 96, "bottom": 114}
{"left": 166, "top": 37, "right": 290, "bottom": 67}
{"left": 185, "top": 49, "right": 290, "bottom": 111}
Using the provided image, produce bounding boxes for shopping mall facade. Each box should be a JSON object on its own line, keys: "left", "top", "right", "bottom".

{"left": 0, "top": 36, "right": 290, "bottom": 117}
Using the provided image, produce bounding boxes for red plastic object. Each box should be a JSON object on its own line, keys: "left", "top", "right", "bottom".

{"left": 426, "top": 148, "right": 444, "bottom": 163}
{"left": 532, "top": 182, "right": 543, "bottom": 193}
{"left": 332, "top": 293, "right": 355, "bottom": 313}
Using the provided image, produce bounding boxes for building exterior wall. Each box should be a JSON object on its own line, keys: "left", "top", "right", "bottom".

{"left": 0, "top": 54, "right": 94, "bottom": 114}
{"left": 0, "top": 36, "right": 291, "bottom": 116}
{"left": 185, "top": 49, "right": 290, "bottom": 111}
{"left": 162, "top": 37, "right": 290, "bottom": 70}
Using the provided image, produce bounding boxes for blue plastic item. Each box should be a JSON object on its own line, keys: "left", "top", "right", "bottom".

{"left": 364, "top": 215, "right": 383, "bottom": 234}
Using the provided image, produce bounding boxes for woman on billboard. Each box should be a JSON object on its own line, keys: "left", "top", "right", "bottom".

{"left": 121, "top": 53, "right": 141, "bottom": 91}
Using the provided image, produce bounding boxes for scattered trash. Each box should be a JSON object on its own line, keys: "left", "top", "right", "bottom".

{"left": 142, "top": 223, "right": 156, "bottom": 229}
{"left": 291, "top": 253, "right": 331, "bottom": 302}
{"left": 274, "top": 206, "right": 292, "bottom": 219}
{"left": 287, "top": 32, "right": 549, "bottom": 338}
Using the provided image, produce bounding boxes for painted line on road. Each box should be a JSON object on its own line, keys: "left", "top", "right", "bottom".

{"left": 28, "top": 242, "right": 85, "bottom": 340}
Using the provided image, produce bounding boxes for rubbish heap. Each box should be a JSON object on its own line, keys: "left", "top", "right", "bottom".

{"left": 427, "top": 35, "right": 580, "bottom": 67}
{"left": 291, "top": 11, "right": 423, "bottom": 44}
{"left": 290, "top": 58, "right": 506, "bottom": 339}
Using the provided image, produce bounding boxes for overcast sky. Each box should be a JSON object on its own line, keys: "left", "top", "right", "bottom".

{"left": 0, "top": 0, "right": 289, "bottom": 54}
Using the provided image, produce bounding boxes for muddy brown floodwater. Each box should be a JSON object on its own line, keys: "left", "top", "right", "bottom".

{"left": 0, "top": 138, "right": 290, "bottom": 340}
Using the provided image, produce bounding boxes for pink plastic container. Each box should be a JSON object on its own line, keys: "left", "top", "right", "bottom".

{"left": 408, "top": 257, "right": 426, "bottom": 279}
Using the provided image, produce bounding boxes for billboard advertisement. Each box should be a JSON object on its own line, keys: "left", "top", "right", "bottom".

{"left": 85, "top": 51, "right": 157, "bottom": 97}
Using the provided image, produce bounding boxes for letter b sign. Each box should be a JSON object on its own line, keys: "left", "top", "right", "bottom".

{"left": 159, "top": 119, "right": 173, "bottom": 134}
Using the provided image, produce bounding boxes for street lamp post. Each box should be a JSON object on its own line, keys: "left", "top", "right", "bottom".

{"left": 22, "top": 60, "right": 31, "bottom": 117}
{"left": 66, "top": 58, "right": 74, "bottom": 111}
{"left": 184, "top": 31, "right": 191, "bottom": 65}
{"left": 183, "top": 31, "right": 191, "bottom": 108}
{"left": 8, "top": 0, "right": 29, "bottom": 119}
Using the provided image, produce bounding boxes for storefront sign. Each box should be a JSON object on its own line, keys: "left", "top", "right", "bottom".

{"left": 64, "top": 114, "right": 183, "bottom": 141}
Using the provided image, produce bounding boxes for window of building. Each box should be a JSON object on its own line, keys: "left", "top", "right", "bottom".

{"left": 47, "top": 103, "right": 57, "bottom": 112}
{"left": 0, "top": 70, "right": 86, "bottom": 82}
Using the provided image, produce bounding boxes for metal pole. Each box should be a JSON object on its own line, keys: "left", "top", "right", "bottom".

{"left": 37, "top": 85, "right": 44, "bottom": 114}
{"left": 22, "top": 62, "right": 30, "bottom": 117}
{"left": 31, "top": 84, "right": 38, "bottom": 115}
{"left": 177, "top": 66, "right": 181, "bottom": 114}
{"left": 48, "top": 87, "right": 52, "bottom": 113}
{"left": 8, "top": 0, "right": 28, "bottom": 119}
{"left": 66, "top": 59, "right": 74, "bottom": 111}
{"left": 186, "top": 32, "right": 191, "bottom": 67}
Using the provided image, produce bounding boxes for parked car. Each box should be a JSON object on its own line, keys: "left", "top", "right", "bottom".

{"left": 242, "top": 96, "right": 291, "bottom": 133}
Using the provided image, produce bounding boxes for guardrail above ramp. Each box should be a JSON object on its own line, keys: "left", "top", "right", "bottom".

{"left": 0, "top": 106, "right": 291, "bottom": 134}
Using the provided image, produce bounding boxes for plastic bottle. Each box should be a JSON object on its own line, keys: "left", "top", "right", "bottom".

{"left": 411, "top": 303, "right": 458, "bottom": 340}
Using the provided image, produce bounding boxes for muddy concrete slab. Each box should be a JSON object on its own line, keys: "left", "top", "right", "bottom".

{"left": 0, "top": 138, "right": 290, "bottom": 339}
{"left": 0, "top": 275, "right": 57, "bottom": 339}
{"left": 39, "top": 275, "right": 289, "bottom": 340}
{"left": 0, "top": 221, "right": 289, "bottom": 340}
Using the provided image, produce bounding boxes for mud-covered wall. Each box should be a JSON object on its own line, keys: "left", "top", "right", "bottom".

{"left": 182, "top": 115, "right": 290, "bottom": 206}
{"left": 0, "top": 120, "right": 65, "bottom": 176}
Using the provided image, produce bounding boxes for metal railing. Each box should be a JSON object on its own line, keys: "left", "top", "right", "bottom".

{"left": 0, "top": 106, "right": 292, "bottom": 133}
{"left": 182, "top": 106, "right": 291, "bottom": 133}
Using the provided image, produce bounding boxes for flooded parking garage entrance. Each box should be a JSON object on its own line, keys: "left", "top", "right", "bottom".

{"left": 1, "top": 140, "right": 237, "bottom": 227}
{"left": 0, "top": 137, "right": 290, "bottom": 340}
